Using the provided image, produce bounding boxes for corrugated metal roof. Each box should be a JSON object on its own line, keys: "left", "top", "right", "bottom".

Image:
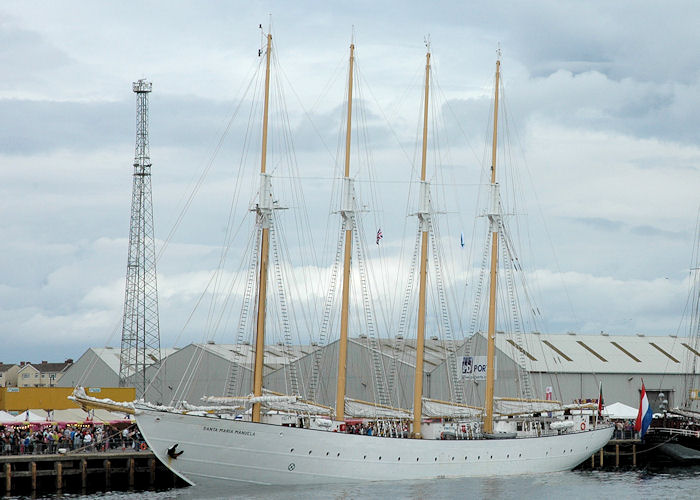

{"left": 492, "top": 332, "right": 696, "bottom": 374}
{"left": 196, "top": 343, "right": 318, "bottom": 370}
{"left": 89, "top": 347, "right": 180, "bottom": 375}
{"left": 88, "top": 333, "right": 698, "bottom": 379}
{"left": 355, "top": 337, "right": 459, "bottom": 369}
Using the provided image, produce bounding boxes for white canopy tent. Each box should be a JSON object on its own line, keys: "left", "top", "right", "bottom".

{"left": 15, "top": 410, "right": 47, "bottom": 423}
{"left": 603, "top": 402, "right": 638, "bottom": 420}
{"left": 0, "top": 410, "right": 18, "bottom": 423}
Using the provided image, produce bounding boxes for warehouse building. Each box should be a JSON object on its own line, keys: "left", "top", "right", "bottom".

{"left": 56, "top": 332, "right": 700, "bottom": 413}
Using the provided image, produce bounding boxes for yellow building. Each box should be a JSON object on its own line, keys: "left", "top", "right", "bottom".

{"left": 0, "top": 387, "right": 135, "bottom": 412}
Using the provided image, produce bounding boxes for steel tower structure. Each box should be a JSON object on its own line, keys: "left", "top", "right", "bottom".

{"left": 119, "top": 79, "right": 162, "bottom": 400}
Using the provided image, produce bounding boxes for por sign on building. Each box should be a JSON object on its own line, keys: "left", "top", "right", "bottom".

{"left": 461, "top": 356, "right": 492, "bottom": 380}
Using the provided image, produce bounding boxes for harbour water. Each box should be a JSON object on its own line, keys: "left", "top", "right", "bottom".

{"left": 13, "top": 468, "right": 700, "bottom": 499}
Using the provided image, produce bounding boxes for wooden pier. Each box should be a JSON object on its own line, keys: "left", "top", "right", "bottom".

{"left": 0, "top": 450, "right": 187, "bottom": 496}
{"left": 581, "top": 428, "right": 700, "bottom": 470}
{"left": 581, "top": 438, "right": 640, "bottom": 469}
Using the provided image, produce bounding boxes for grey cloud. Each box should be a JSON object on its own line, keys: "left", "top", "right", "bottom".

{"left": 0, "top": 94, "right": 264, "bottom": 155}
{"left": 571, "top": 217, "right": 626, "bottom": 232}
{"left": 0, "top": 21, "right": 73, "bottom": 87}
{"left": 0, "top": 99, "right": 131, "bottom": 154}
{"left": 629, "top": 225, "right": 686, "bottom": 239}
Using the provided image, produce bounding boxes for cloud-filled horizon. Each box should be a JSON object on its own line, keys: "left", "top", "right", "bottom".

{"left": 1, "top": 1, "right": 699, "bottom": 364}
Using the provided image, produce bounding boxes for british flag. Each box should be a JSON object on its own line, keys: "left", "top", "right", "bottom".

{"left": 376, "top": 228, "right": 383, "bottom": 245}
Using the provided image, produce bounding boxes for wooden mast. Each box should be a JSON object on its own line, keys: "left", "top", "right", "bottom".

{"left": 483, "top": 55, "right": 501, "bottom": 434}
{"left": 335, "top": 42, "right": 355, "bottom": 421}
{"left": 252, "top": 32, "right": 273, "bottom": 424}
{"left": 412, "top": 49, "right": 431, "bottom": 438}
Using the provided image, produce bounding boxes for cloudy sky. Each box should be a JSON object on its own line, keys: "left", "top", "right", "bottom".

{"left": 1, "top": 1, "right": 699, "bottom": 364}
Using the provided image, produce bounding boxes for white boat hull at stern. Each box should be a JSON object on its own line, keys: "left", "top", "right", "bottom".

{"left": 135, "top": 407, "right": 613, "bottom": 486}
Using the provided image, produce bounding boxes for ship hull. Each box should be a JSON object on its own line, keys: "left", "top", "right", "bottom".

{"left": 135, "top": 407, "right": 613, "bottom": 486}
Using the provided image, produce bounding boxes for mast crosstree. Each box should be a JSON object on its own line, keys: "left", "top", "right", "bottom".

{"left": 119, "top": 79, "right": 162, "bottom": 401}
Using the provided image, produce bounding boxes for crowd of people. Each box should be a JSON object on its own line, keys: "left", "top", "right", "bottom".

{"left": 613, "top": 416, "right": 700, "bottom": 440}
{"left": 0, "top": 424, "right": 146, "bottom": 455}
{"left": 613, "top": 420, "right": 638, "bottom": 440}
{"left": 344, "top": 420, "right": 410, "bottom": 438}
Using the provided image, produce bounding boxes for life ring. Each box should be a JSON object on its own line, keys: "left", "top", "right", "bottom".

{"left": 140, "top": 442, "right": 147, "bottom": 450}
{"left": 580, "top": 422, "right": 586, "bottom": 431}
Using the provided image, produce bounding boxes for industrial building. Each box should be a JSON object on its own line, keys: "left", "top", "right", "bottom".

{"left": 57, "top": 347, "right": 179, "bottom": 391}
{"left": 54, "top": 332, "right": 699, "bottom": 413}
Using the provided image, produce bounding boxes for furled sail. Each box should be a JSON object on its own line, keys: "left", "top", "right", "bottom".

{"left": 494, "top": 397, "right": 563, "bottom": 415}
{"left": 421, "top": 398, "right": 483, "bottom": 418}
{"left": 344, "top": 398, "right": 411, "bottom": 419}
{"left": 70, "top": 386, "right": 136, "bottom": 415}
{"left": 201, "top": 391, "right": 333, "bottom": 416}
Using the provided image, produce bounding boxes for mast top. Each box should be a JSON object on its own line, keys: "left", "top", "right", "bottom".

{"left": 258, "top": 23, "right": 272, "bottom": 57}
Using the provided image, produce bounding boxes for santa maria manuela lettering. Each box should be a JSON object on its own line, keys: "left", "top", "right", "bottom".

{"left": 202, "top": 426, "right": 255, "bottom": 437}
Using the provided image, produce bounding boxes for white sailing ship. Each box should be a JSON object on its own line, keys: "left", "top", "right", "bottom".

{"left": 77, "top": 33, "right": 613, "bottom": 486}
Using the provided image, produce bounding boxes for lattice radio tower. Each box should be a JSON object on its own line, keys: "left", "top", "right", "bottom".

{"left": 119, "top": 79, "right": 162, "bottom": 401}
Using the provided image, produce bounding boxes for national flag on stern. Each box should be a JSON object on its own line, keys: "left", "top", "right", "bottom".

{"left": 634, "top": 382, "right": 653, "bottom": 439}
{"left": 376, "top": 228, "right": 383, "bottom": 245}
{"left": 597, "top": 381, "right": 604, "bottom": 417}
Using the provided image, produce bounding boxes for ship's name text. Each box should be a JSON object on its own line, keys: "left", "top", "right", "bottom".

{"left": 202, "top": 426, "right": 255, "bottom": 437}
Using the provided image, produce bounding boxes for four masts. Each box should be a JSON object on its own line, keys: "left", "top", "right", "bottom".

{"left": 249, "top": 33, "right": 503, "bottom": 435}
